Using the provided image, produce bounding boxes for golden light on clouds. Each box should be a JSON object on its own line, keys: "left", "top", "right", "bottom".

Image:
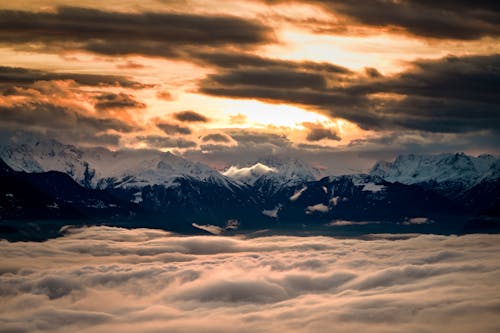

{"left": 0, "top": 0, "right": 498, "bottom": 166}
{"left": 264, "top": 28, "right": 500, "bottom": 75}
{"left": 0, "top": 3, "right": 499, "bottom": 328}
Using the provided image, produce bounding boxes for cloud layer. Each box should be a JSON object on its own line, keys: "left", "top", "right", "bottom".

{"left": 0, "top": 6, "right": 273, "bottom": 58}
{"left": 0, "top": 3, "right": 498, "bottom": 168}
{"left": 0, "top": 226, "right": 499, "bottom": 333}
{"left": 266, "top": 0, "right": 500, "bottom": 40}
{"left": 201, "top": 54, "right": 500, "bottom": 133}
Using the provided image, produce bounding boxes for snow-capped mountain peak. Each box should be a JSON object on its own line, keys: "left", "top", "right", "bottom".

{"left": 370, "top": 152, "right": 500, "bottom": 189}
{"left": 222, "top": 156, "right": 320, "bottom": 192}
{"left": 0, "top": 132, "right": 234, "bottom": 189}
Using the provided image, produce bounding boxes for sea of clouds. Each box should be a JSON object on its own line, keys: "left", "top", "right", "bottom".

{"left": 1, "top": 226, "right": 499, "bottom": 333}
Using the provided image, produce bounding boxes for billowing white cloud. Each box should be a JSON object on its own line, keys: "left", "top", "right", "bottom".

{"left": 222, "top": 163, "right": 277, "bottom": 185}
{"left": 0, "top": 226, "right": 499, "bottom": 333}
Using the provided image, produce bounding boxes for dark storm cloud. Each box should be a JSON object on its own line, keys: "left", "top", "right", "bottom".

{"left": 200, "top": 54, "right": 500, "bottom": 134}
{"left": 375, "top": 55, "right": 499, "bottom": 104}
{"left": 195, "top": 51, "right": 353, "bottom": 73}
{"left": 0, "top": 66, "right": 145, "bottom": 89}
{"left": 0, "top": 101, "right": 134, "bottom": 133}
{"left": 157, "top": 122, "right": 192, "bottom": 135}
{"left": 72, "top": 133, "right": 122, "bottom": 146}
{"left": 229, "top": 130, "right": 291, "bottom": 147}
{"left": 137, "top": 135, "right": 197, "bottom": 149}
{"left": 201, "top": 85, "right": 364, "bottom": 108}
{"left": 201, "top": 133, "right": 232, "bottom": 143}
{"left": 353, "top": 54, "right": 500, "bottom": 132}
{"left": 266, "top": 0, "right": 500, "bottom": 40}
{"left": 305, "top": 125, "right": 341, "bottom": 142}
{"left": 94, "top": 93, "right": 146, "bottom": 111}
{"left": 375, "top": 97, "right": 499, "bottom": 133}
{"left": 206, "top": 69, "right": 328, "bottom": 89}
{"left": 364, "top": 67, "right": 382, "bottom": 78}
{"left": 173, "top": 110, "right": 209, "bottom": 123}
{"left": 198, "top": 52, "right": 362, "bottom": 119}
{"left": 198, "top": 53, "right": 364, "bottom": 112}
{"left": 0, "top": 6, "right": 274, "bottom": 58}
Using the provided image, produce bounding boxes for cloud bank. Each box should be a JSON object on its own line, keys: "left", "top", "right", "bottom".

{"left": 0, "top": 7, "right": 273, "bottom": 58}
{"left": 1, "top": 226, "right": 499, "bottom": 333}
{"left": 200, "top": 54, "right": 500, "bottom": 134}
{"left": 266, "top": 0, "right": 500, "bottom": 40}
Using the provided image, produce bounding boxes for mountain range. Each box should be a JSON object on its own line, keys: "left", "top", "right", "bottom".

{"left": 1, "top": 132, "right": 499, "bottom": 240}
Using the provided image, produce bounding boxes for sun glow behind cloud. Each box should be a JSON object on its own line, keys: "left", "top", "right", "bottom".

{"left": 218, "top": 99, "right": 329, "bottom": 128}
{"left": 264, "top": 23, "right": 500, "bottom": 74}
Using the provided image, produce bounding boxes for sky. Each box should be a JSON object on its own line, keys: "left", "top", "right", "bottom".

{"left": 0, "top": 1, "right": 499, "bottom": 173}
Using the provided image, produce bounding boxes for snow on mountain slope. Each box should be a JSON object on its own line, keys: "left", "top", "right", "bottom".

{"left": 0, "top": 133, "right": 88, "bottom": 181}
{"left": 0, "top": 132, "right": 234, "bottom": 189}
{"left": 370, "top": 153, "right": 500, "bottom": 189}
{"left": 83, "top": 148, "right": 234, "bottom": 189}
